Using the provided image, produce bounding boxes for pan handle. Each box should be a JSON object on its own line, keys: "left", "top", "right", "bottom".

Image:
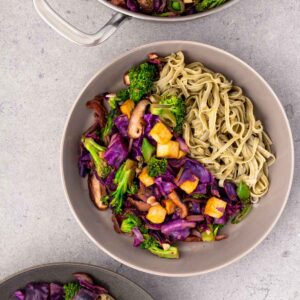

{"left": 33, "top": 0, "right": 128, "bottom": 46}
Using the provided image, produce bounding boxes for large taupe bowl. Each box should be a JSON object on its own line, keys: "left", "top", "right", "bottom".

{"left": 0, "top": 263, "right": 153, "bottom": 299}
{"left": 61, "top": 41, "right": 294, "bottom": 277}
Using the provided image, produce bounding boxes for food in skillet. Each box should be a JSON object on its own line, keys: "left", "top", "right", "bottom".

{"left": 78, "top": 52, "right": 275, "bottom": 259}
{"left": 110, "top": 0, "right": 229, "bottom": 17}
{"left": 14, "top": 273, "right": 114, "bottom": 300}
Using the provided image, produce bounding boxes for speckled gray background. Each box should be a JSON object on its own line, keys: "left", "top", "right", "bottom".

{"left": 0, "top": 0, "right": 300, "bottom": 299}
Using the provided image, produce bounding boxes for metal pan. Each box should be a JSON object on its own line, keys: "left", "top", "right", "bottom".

{"left": 33, "top": 0, "right": 239, "bottom": 46}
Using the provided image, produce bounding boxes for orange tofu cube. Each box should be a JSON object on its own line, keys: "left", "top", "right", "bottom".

{"left": 157, "top": 141, "right": 179, "bottom": 158}
{"left": 149, "top": 122, "right": 172, "bottom": 144}
{"left": 179, "top": 176, "right": 199, "bottom": 194}
{"left": 138, "top": 167, "right": 154, "bottom": 187}
{"left": 204, "top": 197, "right": 227, "bottom": 219}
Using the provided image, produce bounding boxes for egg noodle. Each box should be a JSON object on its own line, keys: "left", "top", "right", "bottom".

{"left": 154, "top": 51, "right": 275, "bottom": 201}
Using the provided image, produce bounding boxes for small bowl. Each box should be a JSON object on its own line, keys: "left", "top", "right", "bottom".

{"left": 61, "top": 41, "right": 294, "bottom": 277}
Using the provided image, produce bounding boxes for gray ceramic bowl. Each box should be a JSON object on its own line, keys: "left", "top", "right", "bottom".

{"left": 61, "top": 41, "right": 294, "bottom": 277}
{"left": 0, "top": 262, "right": 153, "bottom": 299}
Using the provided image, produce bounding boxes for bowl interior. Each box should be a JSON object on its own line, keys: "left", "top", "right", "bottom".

{"left": 0, "top": 263, "right": 153, "bottom": 299}
{"left": 61, "top": 41, "right": 293, "bottom": 276}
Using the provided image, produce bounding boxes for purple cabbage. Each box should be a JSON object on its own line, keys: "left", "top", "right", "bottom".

{"left": 144, "top": 113, "right": 159, "bottom": 143}
{"left": 193, "top": 183, "right": 208, "bottom": 195}
{"left": 132, "top": 227, "right": 144, "bottom": 247}
{"left": 176, "top": 168, "right": 197, "bottom": 186}
{"left": 161, "top": 219, "right": 196, "bottom": 235}
{"left": 169, "top": 228, "right": 190, "bottom": 240}
{"left": 223, "top": 181, "right": 238, "bottom": 201}
{"left": 104, "top": 134, "right": 128, "bottom": 168}
{"left": 131, "top": 135, "right": 143, "bottom": 160}
{"left": 214, "top": 215, "right": 227, "bottom": 225}
{"left": 189, "top": 201, "right": 201, "bottom": 214}
{"left": 14, "top": 291, "right": 25, "bottom": 300}
{"left": 211, "top": 177, "right": 221, "bottom": 198}
{"left": 114, "top": 114, "right": 129, "bottom": 137}
{"left": 73, "top": 273, "right": 107, "bottom": 295}
{"left": 78, "top": 148, "right": 91, "bottom": 178}
{"left": 23, "top": 283, "right": 49, "bottom": 300}
{"left": 73, "top": 289, "right": 99, "bottom": 300}
{"left": 154, "top": 174, "right": 176, "bottom": 196}
{"left": 103, "top": 170, "right": 117, "bottom": 191}
{"left": 49, "top": 283, "right": 64, "bottom": 300}
{"left": 126, "top": 0, "right": 139, "bottom": 12}
{"left": 176, "top": 137, "right": 190, "bottom": 153}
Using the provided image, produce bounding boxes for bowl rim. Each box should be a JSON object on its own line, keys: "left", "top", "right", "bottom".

{"left": 98, "top": 0, "right": 240, "bottom": 22}
{"left": 0, "top": 262, "right": 153, "bottom": 299}
{"left": 60, "top": 40, "right": 294, "bottom": 277}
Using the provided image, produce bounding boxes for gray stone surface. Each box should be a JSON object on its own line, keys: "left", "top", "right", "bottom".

{"left": 0, "top": 0, "right": 300, "bottom": 299}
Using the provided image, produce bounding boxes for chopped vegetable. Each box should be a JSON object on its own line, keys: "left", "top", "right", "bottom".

{"left": 82, "top": 137, "right": 111, "bottom": 178}
{"left": 146, "top": 204, "right": 167, "bottom": 224}
{"left": 237, "top": 181, "right": 251, "bottom": 202}
{"left": 232, "top": 204, "right": 252, "bottom": 224}
{"left": 101, "top": 109, "right": 117, "bottom": 141}
{"left": 147, "top": 157, "right": 167, "bottom": 177}
{"left": 139, "top": 167, "right": 155, "bottom": 187}
{"left": 204, "top": 197, "right": 227, "bottom": 218}
{"left": 163, "top": 199, "right": 176, "bottom": 214}
{"left": 177, "top": 150, "right": 187, "bottom": 159}
{"left": 120, "top": 99, "right": 135, "bottom": 118}
{"left": 141, "top": 234, "right": 179, "bottom": 259}
{"left": 150, "top": 95, "right": 185, "bottom": 133}
{"left": 121, "top": 214, "right": 141, "bottom": 233}
{"left": 64, "top": 282, "right": 80, "bottom": 300}
{"left": 141, "top": 138, "right": 155, "bottom": 162}
{"left": 168, "top": 191, "right": 188, "bottom": 218}
{"left": 129, "top": 62, "right": 157, "bottom": 102}
{"left": 157, "top": 141, "right": 179, "bottom": 158}
{"left": 149, "top": 122, "right": 173, "bottom": 144}
{"left": 110, "top": 159, "right": 137, "bottom": 213}
{"left": 196, "top": 0, "right": 226, "bottom": 12}
{"left": 88, "top": 174, "right": 108, "bottom": 210}
{"left": 179, "top": 175, "right": 199, "bottom": 194}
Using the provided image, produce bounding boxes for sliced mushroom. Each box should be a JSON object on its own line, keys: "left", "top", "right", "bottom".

{"left": 128, "top": 197, "right": 151, "bottom": 212}
{"left": 110, "top": 0, "right": 126, "bottom": 7}
{"left": 111, "top": 214, "right": 122, "bottom": 233}
{"left": 86, "top": 95, "right": 107, "bottom": 128}
{"left": 148, "top": 53, "right": 158, "bottom": 60}
{"left": 215, "top": 234, "right": 228, "bottom": 241}
{"left": 168, "top": 191, "right": 188, "bottom": 218}
{"left": 184, "top": 236, "right": 203, "bottom": 242}
{"left": 137, "top": 0, "right": 153, "bottom": 12}
{"left": 123, "top": 72, "right": 130, "bottom": 85}
{"left": 136, "top": 182, "right": 152, "bottom": 202}
{"left": 88, "top": 174, "right": 108, "bottom": 210}
{"left": 128, "top": 99, "right": 149, "bottom": 139}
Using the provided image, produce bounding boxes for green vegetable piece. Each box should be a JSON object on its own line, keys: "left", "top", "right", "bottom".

{"left": 141, "top": 234, "right": 179, "bottom": 259}
{"left": 172, "top": 1, "right": 181, "bottom": 10}
{"left": 117, "top": 88, "right": 130, "bottom": 101}
{"left": 81, "top": 137, "right": 111, "bottom": 178}
{"left": 110, "top": 159, "right": 137, "bottom": 213}
{"left": 127, "top": 180, "right": 139, "bottom": 195}
{"left": 63, "top": 282, "right": 81, "bottom": 300}
{"left": 101, "top": 195, "right": 110, "bottom": 205}
{"left": 196, "top": 0, "right": 226, "bottom": 11}
{"left": 147, "top": 157, "right": 167, "bottom": 177}
{"left": 121, "top": 214, "right": 141, "bottom": 233}
{"left": 150, "top": 95, "right": 185, "bottom": 133}
{"left": 231, "top": 204, "right": 252, "bottom": 224}
{"left": 201, "top": 228, "right": 215, "bottom": 242}
{"left": 236, "top": 181, "right": 251, "bottom": 202}
{"left": 142, "top": 138, "right": 155, "bottom": 162}
{"left": 101, "top": 109, "right": 117, "bottom": 140}
{"left": 129, "top": 62, "right": 156, "bottom": 102}
{"left": 213, "top": 224, "right": 223, "bottom": 236}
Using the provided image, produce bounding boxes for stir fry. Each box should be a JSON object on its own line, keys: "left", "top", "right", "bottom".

{"left": 78, "top": 53, "right": 252, "bottom": 259}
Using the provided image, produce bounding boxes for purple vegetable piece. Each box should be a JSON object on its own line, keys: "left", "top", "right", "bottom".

{"left": 177, "top": 168, "right": 197, "bottom": 186}
{"left": 131, "top": 135, "right": 143, "bottom": 160}
{"left": 176, "top": 137, "right": 190, "bottom": 153}
{"left": 154, "top": 175, "right": 176, "bottom": 196}
{"left": 193, "top": 183, "right": 207, "bottom": 195}
{"left": 161, "top": 219, "right": 196, "bottom": 235}
{"left": 49, "top": 283, "right": 64, "bottom": 300}
{"left": 169, "top": 228, "right": 190, "bottom": 240}
{"left": 214, "top": 215, "right": 227, "bottom": 225}
{"left": 73, "top": 273, "right": 107, "bottom": 295}
{"left": 190, "top": 201, "right": 201, "bottom": 214}
{"left": 104, "top": 134, "right": 128, "bottom": 168}
{"left": 73, "top": 289, "right": 99, "bottom": 300}
{"left": 14, "top": 291, "right": 25, "bottom": 300}
{"left": 103, "top": 170, "right": 117, "bottom": 191}
{"left": 211, "top": 177, "right": 220, "bottom": 198}
{"left": 126, "top": 0, "right": 139, "bottom": 12}
{"left": 223, "top": 181, "right": 238, "bottom": 201}
{"left": 114, "top": 114, "right": 129, "bottom": 137}
{"left": 132, "top": 227, "right": 144, "bottom": 247}
{"left": 153, "top": 0, "right": 160, "bottom": 11}
{"left": 78, "top": 148, "right": 91, "bottom": 178}
{"left": 24, "top": 283, "right": 49, "bottom": 300}
{"left": 158, "top": 0, "right": 166, "bottom": 12}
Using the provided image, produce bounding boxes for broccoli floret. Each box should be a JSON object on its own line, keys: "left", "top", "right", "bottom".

{"left": 117, "top": 88, "right": 130, "bottom": 101}
{"left": 64, "top": 282, "right": 81, "bottom": 300}
{"left": 196, "top": 0, "right": 226, "bottom": 11}
{"left": 147, "top": 157, "right": 167, "bottom": 177}
{"left": 101, "top": 109, "right": 117, "bottom": 140}
{"left": 121, "top": 214, "right": 141, "bottom": 233}
{"left": 150, "top": 95, "right": 185, "bottom": 133}
{"left": 82, "top": 137, "right": 111, "bottom": 178}
{"left": 110, "top": 159, "right": 137, "bottom": 213}
{"left": 127, "top": 180, "right": 139, "bottom": 195}
{"left": 141, "top": 234, "right": 179, "bottom": 259}
{"left": 129, "top": 62, "right": 157, "bottom": 102}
